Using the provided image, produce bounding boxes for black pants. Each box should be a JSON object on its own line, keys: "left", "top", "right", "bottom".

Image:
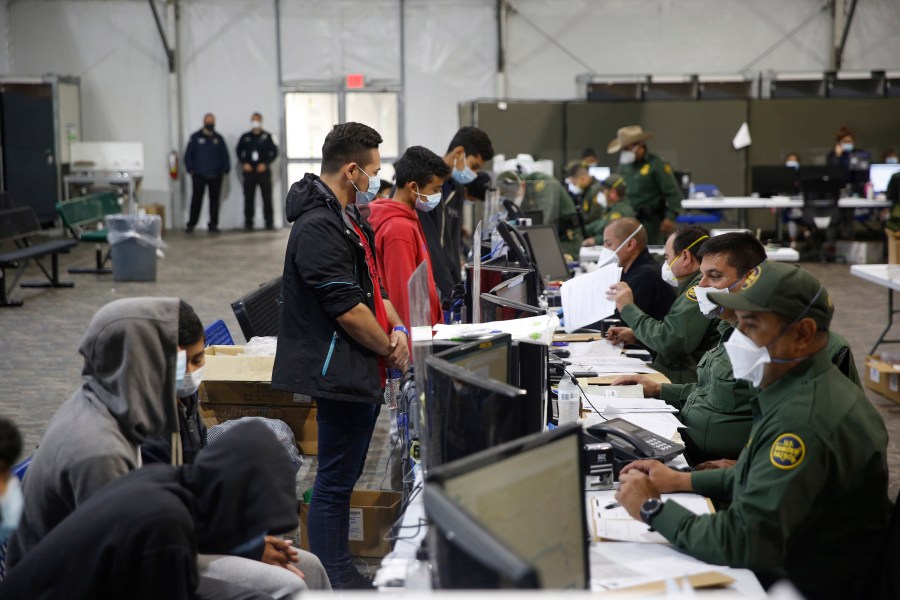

{"left": 188, "top": 174, "right": 223, "bottom": 229}
{"left": 243, "top": 170, "right": 273, "bottom": 228}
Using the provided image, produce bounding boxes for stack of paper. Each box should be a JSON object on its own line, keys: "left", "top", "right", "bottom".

{"left": 564, "top": 339, "right": 622, "bottom": 358}
{"left": 432, "top": 314, "right": 559, "bottom": 345}
{"left": 560, "top": 264, "right": 622, "bottom": 332}
{"left": 590, "top": 542, "right": 733, "bottom": 591}
{"left": 565, "top": 355, "right": 658, "bottom": 375}
{"left": 589, "top": 491, "right": 714, "bottom": 545}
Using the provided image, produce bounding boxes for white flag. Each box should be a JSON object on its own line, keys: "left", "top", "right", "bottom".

{"left": 732, "top": 122, "right": 752, "bottom": 150}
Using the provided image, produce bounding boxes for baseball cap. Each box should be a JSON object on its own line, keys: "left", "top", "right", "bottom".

{"left": 601, "top": 174, "right": 626, "bottom": 192}
{"left": 709, "top": 262, "right": 833, "bottom": 330}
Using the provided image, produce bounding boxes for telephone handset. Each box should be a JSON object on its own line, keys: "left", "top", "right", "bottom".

{"left": 586, "top": 417, "right": 684, "bottom": 463}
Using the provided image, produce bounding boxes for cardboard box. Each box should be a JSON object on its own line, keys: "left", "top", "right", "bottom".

{"left": 835, "top": 240, "right": 882, "bottom": 265}
{"left": 864, "top": 355, "right": 900, "bottom": 403}
{"left": 298, "top": 490, "right": 402, "bottom": 557}
{"left": 887, "top": 229, "right": 900, "bottom": 265}
{"left": 142, "top": 203, "right": 166, "bottom": 236}
{"left": 200, "top": 403, "right": 318, "bottom": 455}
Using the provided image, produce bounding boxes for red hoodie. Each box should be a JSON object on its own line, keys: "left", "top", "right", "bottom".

{"left": 367, "top": 198, "right": 444, "bottom": 327}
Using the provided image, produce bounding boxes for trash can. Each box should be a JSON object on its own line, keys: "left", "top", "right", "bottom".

{"left": 105, "top": 214, "right": 166, "bottom": 282}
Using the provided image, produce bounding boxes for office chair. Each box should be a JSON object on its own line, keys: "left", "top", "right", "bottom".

{"left": 231, "top": 276, "right": 283, "bottom": 342}
{"left": 799, "top": 175, "right": 844, "bottom": 262}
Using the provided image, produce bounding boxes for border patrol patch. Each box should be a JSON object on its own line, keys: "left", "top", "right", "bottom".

{"left": 610, "top": 211, "right": 622, "bottom": 219}
{"left": 535, "top": 181, "right": 546, "bottom": 192}
{"left": 686, "top": 286, "right": 698, "bottom": 302}
{"left": 640, "top": 164, "right": 651, "bottom": 176}
{"left": 664, "top": 164, "right": 673, "bottom": 174}
{"left": 769, "top": 433, "right": 805, "bottom": 470}
{"left": 741, "top": 265, "right": 762, "bottom": 291}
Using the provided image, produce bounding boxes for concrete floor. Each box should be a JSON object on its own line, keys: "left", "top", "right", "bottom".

{"left": 1, "top": 228, "right": 898, "bottom": 505}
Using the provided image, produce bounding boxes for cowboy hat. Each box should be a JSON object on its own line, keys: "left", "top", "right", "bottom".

{"left": 606, "top": 125, "right": 653, "bottom": 154}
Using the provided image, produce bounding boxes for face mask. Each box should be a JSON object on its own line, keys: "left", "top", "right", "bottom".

{"left": 452, "top": 153, "right": 477, "bottom": 184}
{"left": 598, "top": 224, "right": 643, "bottom": 267}
{"left": 694, "top": 285, "right": 721, "bottom": 317}
{"left": 619, "top": 150, "right": 636, "bottom": 165}
{"left": 566, "top": 181, "right": 581, "bottom": 196}
{"left": 596, "top": 192, "right": 608, "bottom": 209}
{"left": 251, "top": 120, "right": 262, "bottom": 129}
{"left": 175, "top": 349, "right": 187, "bottom": 390}
{"left": 661, "top": 259, "right": 680, "bottom": 287}
{"left": 351, "top": 167, "right": 381, "bottom": 205}
{"left": 785, "top": 160, "right": 799, "bottom": 169}
{"left": 841, "top": 142, "right": 854, "bottom": 153}
{"left": 887, "top": 157, "right": 899, "bottom": 165}
{"left": 177, "top": 365, "right": 204, "bottom": 398}
{"left": 414, "top": 187, "right": 442, "bottom": 212}
{"left": 204, "top": 123, "right": 215, "bottom": 132}
{"left": 0, "top": 477, "right": 24, "bottom": 545}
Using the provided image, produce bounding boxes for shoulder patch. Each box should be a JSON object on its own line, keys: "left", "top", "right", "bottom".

{"left": 769, "top": 433, "right": 805, "bottom": 470}
{"left": 685, "top": 286, "right": 698, "bottom": 302}
{"left": 741, "top": 265, "right": 761, "bottom": 290}
{"left": 640, "top": 164, "right": 651, "bottom": 176}
{"left": 664, "top": 164, "right": 673, "bottom": 174}
{"left": 610, "top": 212, "right": 622, "bottom": 220}
{"left": 535, "top": 181, "right": 546, "bottom": 192}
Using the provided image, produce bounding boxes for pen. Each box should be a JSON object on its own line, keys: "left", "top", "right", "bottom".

{"left": 604, "top": 502, "right": 620, "bottom": 510}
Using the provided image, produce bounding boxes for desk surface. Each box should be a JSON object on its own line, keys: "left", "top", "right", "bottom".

{"left": 578, "top": 244, "right": 797, "bottom": 263}
{"left": 683, "top": 196, "right": 889, "bottom": 209}
{"left": 850, "top": 264, "right": 900, "bottom": 292}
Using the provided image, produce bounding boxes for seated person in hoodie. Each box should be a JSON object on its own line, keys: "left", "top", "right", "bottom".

{"left": 141, "top": 305, "right": 330, "bottom": 594}
{"left": 1, "top": 422, "right": 296, "bottom": 600}
{"left": 368, "top": 145, "right": 450, "bottom": 328}
{"left": 0, "top": 418, "right": 23, "bottom": 548}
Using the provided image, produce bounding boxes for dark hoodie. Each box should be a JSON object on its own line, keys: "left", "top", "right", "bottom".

{"left": 7, "top": 297, "right": 181, "bottom": 566}
{"left": 0, "top": 422, "right": 297, "bottom": 600}
{"left": 272, "top": 174, "right": 388, "bottom": 403}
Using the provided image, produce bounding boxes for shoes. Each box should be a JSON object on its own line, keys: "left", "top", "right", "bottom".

{"left": 185, "top": 225, "right": 195, "bottom": 234}
{"left": 335, "top": 568, "right": 373, "bottom": 590}
{"left": 208, "top": 224, "right": 220, "bottom": 234}
{"left": 265, "top": 223, "right": 275, "bottom": 231}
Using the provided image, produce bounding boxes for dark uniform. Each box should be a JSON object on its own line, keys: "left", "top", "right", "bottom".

{"left": 236, "top": 129, "right": 279, "bottom": 229}
{"left": 620, "top": 152, "right": 682, "bottom": 245}
{"left": 520, "top": 173, "right": 583, "bottom": 256}
{"left": 580, "top": 177, "right": 607, "bottom": 229}
{"left": 184, "top": 128, "right": 231, "bottom": 231}
{"left": 619, "top": 248, "right": 676, "bottom": 322}
{"left": 620, "top": 271, "right": 718, "bottom": 384}
{"left": 420, "top": 178, "right": 466, "bottom": 300}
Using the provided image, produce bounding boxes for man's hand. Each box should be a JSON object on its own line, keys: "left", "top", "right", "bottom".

{"left": 615, "top": 470, "right": 660, "bottom": 521}
{"left": 606, "top": 326, "right": 636, "bottom": 345}
{"left": 387, "top": 329, "right": 409, "bottom": 371}
{"left": 256, "top": 163, "right": 267, "bottom": 173}
{"left": 620, "top": 459, "right": 692, "bottom": 493}
{"left": 606, "top": 282, "right": 634, "bottom": 312}
{"left": 582, "top": 237, "right": 596, "bottom": 247}
{"left": 242, "top": 163, "right": 253, "bottom": 173}
{"left": 660, "top": 218, "right": 676, "bottom": 236}
{"left": 261, "top": 536, "right": 305, "bottom": 580}
{"left": 694, "top": 458, "right": 737, "bottom": 471}
{"left": 611, "top": 374, "right": 660, "bottom": 397}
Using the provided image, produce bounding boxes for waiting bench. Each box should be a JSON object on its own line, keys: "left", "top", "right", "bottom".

{"left": 0, "top": 207, "right": 77, "bottom": 307}
{"left": 56, "top": 192, "right": 123, "bottom": 274}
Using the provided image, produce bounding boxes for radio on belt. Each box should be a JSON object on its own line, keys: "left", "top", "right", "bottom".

{"left": 583, "top": 441, "right": 614, "bottom": 490}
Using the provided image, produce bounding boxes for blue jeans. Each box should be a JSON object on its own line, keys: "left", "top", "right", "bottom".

{"left": 308, "top": 399, "right": 380, "bottom": 586}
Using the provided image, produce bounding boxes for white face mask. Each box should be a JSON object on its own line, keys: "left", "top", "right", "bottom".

{"left": 414, "top": 187, "right": 442, "bottom": 212}
{"left": 351, "top": 166, "right": 381, "bottom": 206}
{"left": 785, "top": 160, "right": 799, "bottom": 169}
{"left": 175, "top": 350, "right": 187, "bottom": 390}
{"left": 251, "top": 120, "right": 262, "bottom": 129}
{"left": 887, "top": 157, "right": 899, "bottom": 165}
{"left": 0, "top": 476, "right": 24, "bottom": 545}
{"left": 619, "top": 150, "right": 636, "bottom": 165}
{"left": 177, "top": 365, "right": 204, "bottom": 398}
{"left": 661, "top": 260, "right": 679, "bottom": 287}
{"left": 723, "top": 327, "right": 771, "bottom": 388}
{"left": 694, "top": 285, "right": 725, "bottom": 317}
{"left": 566, "top": 181, "right": 581, "bottom": 196}
{"left": 595, "top": 192, "right": 607, "bottom": 209}
{"left": 598, "top": 224, "right": 643, "bottom": 267}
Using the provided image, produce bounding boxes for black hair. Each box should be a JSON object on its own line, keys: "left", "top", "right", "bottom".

{"left": 321, "top": 122, "right": 383, "bottom": 174}
{"left": 395, "top": 146, "right": 451, "bottom": 189}
{"left": 178, "top": 300, "right": 204, "bottom": 347}
{"left": 465, "top": 171, "right": 493, "bottom": 201}
{"left": 377, "top": 179, "right": 394, "bottom": 194}
{"left": 251, "top": 112, "right": 262, "bottom": 120}
{"left": 696, "top": 232, "right": 767, "bottom": 276}
{"left": 672, "top": 225, "right": 710, "bottom": 259}
{"left": 581, "top": 147, "right": 597, "bottom": 159}
{"left": 0, "top": 418, "right": 22, "bottom": 469}
{"left": 446, "top": 126, "right": 494, "bottom": 161}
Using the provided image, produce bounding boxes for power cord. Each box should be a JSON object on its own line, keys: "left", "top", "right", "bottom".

{"left": 562, "top": 367, "right": 607, "bottom": 421}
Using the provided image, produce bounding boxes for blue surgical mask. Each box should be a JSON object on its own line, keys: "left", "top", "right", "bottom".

{"left": 452, "top": 153, "right": 477, "bottom": 184}
{"left": 352, "top": 167, "right": 381, "bottom": 206}
{"left": 887, "top": 157, "right": 899, "bottom": 165}
{"left": 841, "top": 142, "right": 854, "bottom": 153}
{"left": 414, "top": 186, "right": 442, "bottom": 212}
{"left": 175, "top": 350, "right": 187, "bottom": 391}
{"left": 785, "top": 160, "right": 800, "bottom": 169}
{"left": 0, "top": 477, "right": 24, "bottom": 545}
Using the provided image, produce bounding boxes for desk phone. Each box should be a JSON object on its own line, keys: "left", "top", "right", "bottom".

{"left": 587, "top": 418, "right": 684, "bottom": 464}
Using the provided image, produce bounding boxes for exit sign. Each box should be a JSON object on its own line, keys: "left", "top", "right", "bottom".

{"left": 346, "top": 74, "right": 364, "bottom": 89}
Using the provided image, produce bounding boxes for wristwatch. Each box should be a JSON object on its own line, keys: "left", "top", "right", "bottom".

{"left": 640, "top": 498, "right": 664, "bottom": 527}
{"left": 392, "top": 325, "right": 409, "bottom": 337}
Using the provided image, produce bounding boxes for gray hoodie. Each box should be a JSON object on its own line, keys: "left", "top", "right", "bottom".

{"left": 7, "top": 297, "right": 181, "bottom": 566}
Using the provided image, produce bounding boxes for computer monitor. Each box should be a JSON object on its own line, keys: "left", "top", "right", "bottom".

{"left": 464, "top": 262, "right": 532, "bottom": 325}
{"left": 435, "top": 332, "right": 511, "bottom": 383}
{"left": 870, "top": 164, "right": 900, "bottom": 194}
{"left": 425, "top": 423, "right": 589, "bottom": 589}
{"left": 588, "top": 166, "right": 611, "bottom": 182}
{"left": 751, "top": 166, "right": 799, "bottom": 197}
{"left": 524, "top": 210, "right": 544, "bottom": 225}
{"left": 480, "top": 293, "right": 543, "bottom": 322}
{"left": 522, "top": 225, "right": 571, "bottom": 282}
{"left": 495, "top": 220, "right": 543, "bottom": 304}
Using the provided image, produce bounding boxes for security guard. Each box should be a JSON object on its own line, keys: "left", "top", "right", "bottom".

{"left": 614, "top": 232, "right": 861, "bottom": 464}
{"left": 582, "top": 174, "right": 635, "bottom": 245}
{"left": 184, "top": 113, "right": 231, "bottom": 233}
{"left": 236, "top": 112, "right": 279, "bottom": 230}
{"left": 497, "top": 171, "right": 583, "bottom": 256}
{"left": 607, "top": 125, "right": 682, "bottom": 245}
{"left": 606, "top": 225, "right": 718, "bottom": 384}
{"left": 615, "top": 262, "right": 891, "bottom": 599}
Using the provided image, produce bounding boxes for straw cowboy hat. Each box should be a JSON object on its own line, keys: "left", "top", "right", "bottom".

{"left": 606, "top": 125, "right": 654, "bottom": 154}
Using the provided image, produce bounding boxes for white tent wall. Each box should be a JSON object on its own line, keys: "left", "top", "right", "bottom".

{"left": 0, "top": 1, "right": 10, "bottom": 74}
{"left": 180, "top": 0, "right": 280, "bottom": 230}
{"left": 841, "top": 0, "right": 900, "bottom": 71}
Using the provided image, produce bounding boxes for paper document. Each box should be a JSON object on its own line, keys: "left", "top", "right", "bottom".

{"left": 560, "top": 264, "right": 621, "bottom": 333}
{"left": 565, "top": 355, "right": 657, "bottom": 375}
{"left": 584, "top": 384, "right": 644, "bottom": 398}
{"left": 590, "top": 542, "right": 731, "bottom": 591}
{"left": 732, "top": 121, "right": 752, "bottom": 150}
{"left": 564, "top": 339, "right": 623, "bottom": 358}
{"left": 589, "top": 491, "right": 714, "bottom": 545}
{"left": 432, "top": 314, "right": 559, "bottom": 345}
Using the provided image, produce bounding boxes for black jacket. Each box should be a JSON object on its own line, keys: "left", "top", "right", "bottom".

{"left": 272, "top": 174, "right": 388, "bottom": 403}
{"left": 619, "top": 248, "right": 676, "bottom": 321}
{"left": 141, "top": 392, "right": 208, "bottom": 466}
{"left": 184, "top": 129, "right": 231, "bottom": 178}
{"left": 420, "top": 178, "right": 465, "bottom": 299}
{"left": 236, "top": 130, "right": 278, "bottom": 167}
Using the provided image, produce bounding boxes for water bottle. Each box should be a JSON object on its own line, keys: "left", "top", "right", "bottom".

{"left": 688, "top": 181, "right": 696, "bottom": 199}
{"left": 557, "top": 375, "right": 581, "bottom": 425}
{"left": 384, "top": 368, "right": 402, "bottom": 410}
{"left": 405, "top": 546, "right": 433, "bottom": 590}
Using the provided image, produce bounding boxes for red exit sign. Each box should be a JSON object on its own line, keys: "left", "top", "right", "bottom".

{"left": 346, "top": 74, "right": 364, "bottom": 89}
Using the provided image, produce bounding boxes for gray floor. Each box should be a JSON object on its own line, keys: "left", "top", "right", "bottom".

{"left": 1, "top": 228, "right": 898, "bottom": 506}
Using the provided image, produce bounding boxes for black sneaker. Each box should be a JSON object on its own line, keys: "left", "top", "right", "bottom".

{"left": 208, "top": 224, "right": 220, "bottom": 234}
{"left": 335, "top": 569, "right": 373, "bottom": 590}
{"left": 244, "top": 223, "right": 253, "bottom": 231}
{"left": 185, "top": 225, "right": 195, "bottom": 234}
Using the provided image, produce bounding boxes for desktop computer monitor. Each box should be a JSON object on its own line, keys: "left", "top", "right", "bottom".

{"left": 588, "top": 166, "right": 611, "bottom": 182}
{"left": 751, "top": 165, "right": 799, "bottom": 197}
{"left": 522, "top": 225, "right": 571, "bottom": 282}
{"left": 480, "top": 292, "right": 543, "bottom": 322}
{"left": 870, "top": 163, "right": 900, "bottom": 194}
{"left": 425, "top": 423, "right": 589, "bottom": 589}
{"left": 435, "top": 332, "right": 511, "bottom": 383}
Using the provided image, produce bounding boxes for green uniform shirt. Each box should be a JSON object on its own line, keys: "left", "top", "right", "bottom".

{"left": 652, "top": 348, "right": 891, "bottom": 598}
{"left": 580, "top": 179, "right": 607, "bottom": 227}
{"left": 620, "top": 271, "right": 718, "bottom": 384}
{"left": 660, "top": 327, "right": 863, "bottom": 464}
{"left": 619, "top": 152, "right": 682, "bottom": 245}
{"left": 584, "top": 199, "right": 637, "bottom": 239}
{"left": 521, "top": 173, "right": 583, "bottom": 256}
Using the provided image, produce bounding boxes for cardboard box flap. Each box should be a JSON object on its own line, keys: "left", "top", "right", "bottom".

{"left": 204, "top": 345, "right": 275, "bottom": 383}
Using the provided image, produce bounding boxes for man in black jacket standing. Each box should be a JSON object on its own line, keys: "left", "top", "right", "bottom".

{"left": 272, "top": 122, "right": 409, "bottom": 589}
{"left": 236, "top": 112, "right": 279, "bottom": 230}
{"left": 185, "top": 113, "right": 231, "bottom": 233}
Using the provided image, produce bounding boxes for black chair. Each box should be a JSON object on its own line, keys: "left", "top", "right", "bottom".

{"left": 0, "top": 191, "right": 15, "bottom": 211}
{"left": 800, "top": 174, "right": 844, "bottom": 262}
{"left": 231, "top": 276, "right": 283, "bottom": 341}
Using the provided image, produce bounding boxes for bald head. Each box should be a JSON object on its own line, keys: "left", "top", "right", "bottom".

{"left": 607, "top": 217, "right": 647, "bottom": 249}
{"left": 603, "top": 217, "right": 647, "bottom": 270}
